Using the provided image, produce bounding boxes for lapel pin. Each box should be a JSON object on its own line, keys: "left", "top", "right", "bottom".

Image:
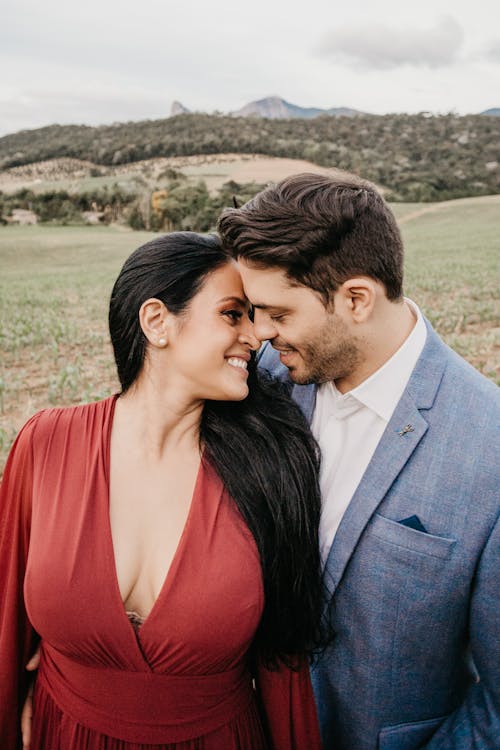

{"left": 397, "top": 424, "right": 414, "bottom": 437}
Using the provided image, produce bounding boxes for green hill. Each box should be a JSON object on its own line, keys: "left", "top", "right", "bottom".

{"left": 1, "top": 112, "right": 499, "bottom": 201}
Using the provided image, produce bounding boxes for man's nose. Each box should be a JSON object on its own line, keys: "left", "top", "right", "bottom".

{"left": 252, "top": 310, "right": 278, "bottom": 342}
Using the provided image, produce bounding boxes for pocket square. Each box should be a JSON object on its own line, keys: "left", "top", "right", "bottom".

{"left": 399, "top": 515, "right": 428, "bottom": 533}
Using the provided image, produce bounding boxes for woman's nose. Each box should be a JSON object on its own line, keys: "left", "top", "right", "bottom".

{"left": 238, "top": 320, "right": 261, "bottom": 350}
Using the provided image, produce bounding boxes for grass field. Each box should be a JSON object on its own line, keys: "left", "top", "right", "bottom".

{"left": 1, "top": 195, "right": 499, "bottom": 470}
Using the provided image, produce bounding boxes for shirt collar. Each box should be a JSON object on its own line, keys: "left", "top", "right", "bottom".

{"left": 337, "top": 299, "right": 427, "bottom": 422}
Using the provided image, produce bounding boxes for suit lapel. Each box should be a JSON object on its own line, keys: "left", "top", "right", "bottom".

{"left": 322, "top": 394, "right": 429, "bottom": 591}
{"left": 319, "top": 321, "right": 448, "bottom": 591}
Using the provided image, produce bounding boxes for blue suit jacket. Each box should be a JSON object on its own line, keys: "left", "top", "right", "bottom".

{"left": 258, "top": 320, "right": 500, "bottom": 750}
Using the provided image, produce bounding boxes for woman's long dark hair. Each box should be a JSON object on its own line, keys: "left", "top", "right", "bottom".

{"left": 109, "top": 232, "right": 327, "bottom": 666}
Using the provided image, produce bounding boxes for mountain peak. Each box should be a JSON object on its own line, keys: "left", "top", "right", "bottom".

{"left": 170, "top": 100, "right": 190, "bottom": 116}
{"left": 232, "top": 96, "right": 293, "bottom": 119}
{"left": 231, "top": 95, "right": 364, "bottom": 119}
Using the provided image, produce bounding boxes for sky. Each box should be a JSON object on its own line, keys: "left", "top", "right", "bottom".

{"left": 1, "top": 0, "right": 499, "bottom": 136}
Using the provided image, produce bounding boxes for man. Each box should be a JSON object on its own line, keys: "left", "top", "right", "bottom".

{"left": 218, "top": 172, "right": 500, "bottom": 750}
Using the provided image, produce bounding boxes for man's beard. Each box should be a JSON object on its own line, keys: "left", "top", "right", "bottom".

{"left": 286, "top": 314, "right": 361, "bottom": 386}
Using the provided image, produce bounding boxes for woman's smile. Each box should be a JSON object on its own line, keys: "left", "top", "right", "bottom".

{"left": 226, "top": 355, "right": 250, "bottom": 375}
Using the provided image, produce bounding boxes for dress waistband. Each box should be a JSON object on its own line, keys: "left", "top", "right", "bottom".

{"left": 38, "top": 643, "right": 254, "bottom": 743}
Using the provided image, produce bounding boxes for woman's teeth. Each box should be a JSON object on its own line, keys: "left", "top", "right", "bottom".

{"left": 227, "top": 357, "right": 248, "bottom": 370}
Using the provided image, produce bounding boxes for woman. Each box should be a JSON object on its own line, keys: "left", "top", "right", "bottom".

{"left": 0, "top": 232, "right": 325, "bottom": 749}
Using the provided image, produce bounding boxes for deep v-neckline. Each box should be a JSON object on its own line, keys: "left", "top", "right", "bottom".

{"left": 102, "top": 395, "right": 204, "bottom": 641}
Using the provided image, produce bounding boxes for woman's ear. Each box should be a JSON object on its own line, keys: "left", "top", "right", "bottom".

{"left": 139, "top": 298, "right": 170, "bottom": 348}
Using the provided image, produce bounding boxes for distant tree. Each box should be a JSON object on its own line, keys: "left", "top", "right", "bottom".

{"left": 127, "top": 204, "right": 146, "bottom": 230}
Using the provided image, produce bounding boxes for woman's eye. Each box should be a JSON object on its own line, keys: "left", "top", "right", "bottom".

{"left": 270, "top": 314, "right": 285, "bottom": 323}
{"left": 223, "top": 310, "right": 243, "bottom": 322}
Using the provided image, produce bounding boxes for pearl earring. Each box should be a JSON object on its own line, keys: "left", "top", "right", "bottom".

{"left": 158, "top": 338, "right": 166, "bottom": 347}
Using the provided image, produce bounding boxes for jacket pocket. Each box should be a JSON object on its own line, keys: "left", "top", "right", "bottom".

{"left": 378, "top": 715, "right": 446, "bottom": 750}
{"left": 371, "top": 513, "right": 456, "bottom": 559}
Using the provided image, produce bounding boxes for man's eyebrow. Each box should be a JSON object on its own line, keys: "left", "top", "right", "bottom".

{"left": 252, "top": 303, "right": 286, "bottom": 311}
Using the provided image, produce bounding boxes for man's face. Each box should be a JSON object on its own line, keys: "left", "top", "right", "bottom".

{"left": 238, "top": 259, "right": 361, "bottom": 385}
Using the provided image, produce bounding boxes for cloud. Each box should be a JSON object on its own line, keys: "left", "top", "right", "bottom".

{"left": 0, "top": 84, "right": 173, "bottom": 136}
{"left": 318, "top": 15, "right": 465, "bottom": 70}
{"left": 482, "top": 40, "right": 500, "bottom": 63}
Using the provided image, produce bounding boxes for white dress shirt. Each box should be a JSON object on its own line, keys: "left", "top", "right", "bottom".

{"left": 311, "top": 300, "right": 427, "bottom": 565}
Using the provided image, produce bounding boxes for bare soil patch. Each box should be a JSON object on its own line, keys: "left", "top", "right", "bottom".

{"left": 0, "top": 154, "right": 350, "bottom": 194}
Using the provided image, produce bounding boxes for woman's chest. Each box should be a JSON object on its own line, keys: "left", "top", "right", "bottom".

{"left": 24, "top": 458, "right": 264, "bottom": 672}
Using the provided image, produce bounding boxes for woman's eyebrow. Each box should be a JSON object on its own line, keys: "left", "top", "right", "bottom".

{"left": 217, "top": 295, "right": 248, "bottom": 306}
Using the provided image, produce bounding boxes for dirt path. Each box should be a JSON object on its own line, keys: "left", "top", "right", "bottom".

{"left": 398, "top": 194, "right": 500, "bottom": 224}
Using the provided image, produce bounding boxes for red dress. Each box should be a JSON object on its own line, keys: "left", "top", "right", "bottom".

{"left": 0, "top": 396, "right": 322, "bottom": 749}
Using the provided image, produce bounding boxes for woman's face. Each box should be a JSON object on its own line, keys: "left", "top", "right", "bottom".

{"left": 165, "top": 261, "right": 260, "bottom": 402}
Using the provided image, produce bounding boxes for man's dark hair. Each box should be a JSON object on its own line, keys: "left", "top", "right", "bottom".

{"left": 218, "top": 172, "right": 404, "bottom": 301}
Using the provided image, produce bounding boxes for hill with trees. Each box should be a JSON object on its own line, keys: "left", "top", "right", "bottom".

{"left": 1, "top": 112, "right": 499, "bottom": 202}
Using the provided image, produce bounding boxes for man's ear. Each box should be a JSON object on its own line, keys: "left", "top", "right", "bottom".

{"left": 336, "top": 277, "right": 378, "bottom": 323}
{"left": 139, "top": 298, "right": 171, "bottom": 347}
